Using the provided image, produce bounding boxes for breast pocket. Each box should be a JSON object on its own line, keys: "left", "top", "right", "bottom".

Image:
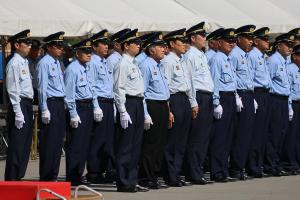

{"left": 221, "top": 65, "right": 233, "bottom": 83}
{"left": 293, "top": 76, "right": 300, "bottom": 90}
{"left": 174, "top": 68, "right": 183, "bottom": 77}
{"left": 129, "top": 71, "right": 139, "bottom": 80}
{"left": 77, "top": 78, "right": 87, "bottom": 95}
{"left": 236, "top": 62, "right": 248, "bottom": 75}
{"left": 275, "top": 68, "right": 288, "bottom": 87}
{"left": 19, "top": 67, "right": 30, "bottom": 81}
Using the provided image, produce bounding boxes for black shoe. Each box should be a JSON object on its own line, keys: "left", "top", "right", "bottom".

{"left": 139, "top": 180, "right": 160, "bottom": 189}
{"left": 117, "top": 186, "right": 137, "bottom": 193}
{"left": 86, "top": 174, "right": 104, "bottom": 184}
{"left": 249, "top": 172, "right": 264, "bottom": 178}
{"left": 165, "top": 181, "right": 183, "bottom": 187}
{"left": 240, "top": 173, "right": 250, "bottom": 181}
{"left": 104, "top": 170, "right": 116, "bottom": 183}
{"left": 211, "top": 176, "right": 228, "bottom": 183}
{"left": 158, "top": 182, "right": 169, "bottom": 189}
{"left": 279, "top": 170, "right": 290, "bottom": 176}
{"left": 70, "top": 177, "right": 91, "bottom": 186}
{"left": 179, "top": 179, "right": 192, "bottom": 186}
{"left": 135, "top": 185, "right": 149, "bottom": 192}
{"left": 290, "top": 170, "right": 299, "bottom": 175}
{"left": 191, "top": 177, "right": 214, "bottom": 185}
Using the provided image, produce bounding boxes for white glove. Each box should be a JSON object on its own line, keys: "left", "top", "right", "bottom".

{"left": 70, "top": 115, "right": 81, "bottom": 128}
{"left": 15, "top": 112, "right": 25, "bottom": 129}
{"left": 41, "top": 110, "right": 51, "bottom": 124}
{"left": 144, "top": 114, "right": 153, "bottom": 131}
{"left": 289, "top": 109, "right": 294, "bottom": 121}
{"left": 113, "top": 104, "right": 117, "bottom": 123}
{"left": 236, "top": 95, "right": 244, "bottom": 112}
{"left": 213, "top": 105, "right": 223, "bottom": 119}
{"left": 93, "top": 107, "right": 103, "bottom": 122}
{"left": 254, "top": 99, "right": 258, "bottom": 114}
{"left": 120, "top": 111, "right": 132, "bottom": 129}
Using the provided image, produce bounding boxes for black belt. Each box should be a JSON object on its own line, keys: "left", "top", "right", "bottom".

{"left": 21, "top": 97, "right": 33, "bottom": 102}
{"left": 292, "top": 100, "right": 300, "bottom": 105}
{"left": 76, "top": 99, "right": 93, "bottom": 103}
{"left": 196, "top": 90, "right": 213, "bottom": 95}
{"left": 237, "top": 89, "right": 253, "bottom": 94}
{"left": 97, "top": 97, "right": 114, "bottom": 103}
{"left": 171, "top": 92, "right": 187, "bottom": 96}
{"left": 219, "top": 91, "right": 235, "bottom": 96}
{"left": 146, "top": 99, "right": 169, "bottom": 103}
{"left": 254, "top": 87, "right": 270, "bottom": 93}
{"left": 270, "top": 93, "right": 288, "bottom": 100}
{"left": 125, "top": 95, "right": 144, "bottom": 100}
{"left": 47, "top": 97, "right": 64, "bottom": 101}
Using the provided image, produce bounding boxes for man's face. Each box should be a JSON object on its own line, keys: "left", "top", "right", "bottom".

{"left": 93, "top": 42, "right": 108, "bottom": 57}
{"left": 293, "top": 39, "right": 300, "bottom": 47}
{"left": 292, "top": 53, "right": 300, "bottom": 66}
{"left": 15, "top": 42, "right": 31, "bottom": 57}
{"left": 47, "top": 44, "right": 64, "bottom": 58}
{"left": 208, "top": 40, "right": 219, "bottom": 51}
{"left": 170, "top": 39, "right": 186, "bottom": 55}
{"left": 237, "top": 35, "right": 253, "bottom": 52}
{"left": 254, "top": 38, "right": 269, "bottom": 52}
{"left": 150, "top": 45, "right": 165, "bottom": 61}
{"left": 125, "top": 41, "right": 140, "bottom": 57}
{"left": 277, "top": 42, "right": 292, "bottom": 58}
{"left": 191, "top": 34, "right": 206, "bottom": 50}
{"left": 76, "top": 49, "right": 92, "bottom": 63}
{"left": 218, "top": 39, "right": 235, "bottom": 55}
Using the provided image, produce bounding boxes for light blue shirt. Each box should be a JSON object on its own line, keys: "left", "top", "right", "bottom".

{"left": 248, "top": 47, "right": 271, "bottom": 89}
{"left": 161, "top": 51, "right": 197, "bottom": 107}
{"left": 209, "top": 51, "right": 237, "bottom": 106}
{"left": 107, "top": 51, "right": 122, "bottom": 74}
{"left": 268, "top": 51, "right": 290, "bottom": 96}
{"left": 136, "top": 51, "right": 148, "bottom": 67}
{"left": 229, "top": 46, "right": 253, "bottom": 90}
{"left": 37, "top": 54, "right": 65, "bottom": 111}
{"left": 287, "top": 63, "right": 300, "bottom": 109}
{"left": 183, "top": 46, "right": 214, "bottom": 92}
{"left": 205, "top": 49, "right": 217, "bottom": 63}
{"left": 64, "top": 59, "right": 99, "bottom": 118}
{"left": 6, "top": 53, "right": 34, "bottom": 113}
{"left": 140, "top": 57, "right": 170, "bottom": 115}
{"left": 89, "top": 54, "right": 114, "bottom": 99}
{"left": 114, "top": 53, "right": 144, "bottom": 113}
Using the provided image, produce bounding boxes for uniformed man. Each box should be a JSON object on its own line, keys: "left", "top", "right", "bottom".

{"left": 135, "top": 32, "right": 156, "bottom": 66}
{"left": 247, "top": 27, "right": 271, "bottom": 178}
{"left": 64, "top": 38, "right": 99, "bottom": 186}
{"left": 113, "top": 29, "right": 148, "bottom": 192}
{"left": 280, "top": 44, "right": 300, "bottom": 175}
{"left": 28, "top": 39, "right": 42, "bottom": 104}
{"left": 37, "top": 31, "right": 66, "bottom": 181}
{"left": 209, "top": 28, "right": 237, "bottom": 182}
{"left": 5, "top": 30, "right": 34, "bottom": 181}
{"left": 138, "top": 32, "right": 170, "bottom": 189}
{"left": 205, "top": 28, "right": 224, "bottom": 62}
{"left": 107, "top": 28, "right": 131, "bottom": 73}
{"left": 183, "top": 22, "right": 214, "bottom": 185}
{"left": 264, "top": 33, "right": 294, "bottom": 176}
{"left": 229, "top": 25, "right": 256, "bottom": 180}
{"left": 161, "top": 28, "right": 198, "bottom": 187}
{"left": 85, "top": 30, "right": 115, "bottom": 183}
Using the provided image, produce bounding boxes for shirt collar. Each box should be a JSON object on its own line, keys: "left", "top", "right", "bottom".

{"left": 169, "top": 51, "right": 181, "bottom": 62}
{"left": 123, "top": 53, "right": 135, "bottom": 63}
{"left": 14, "top": 52, "right": 27, "bottom": 62}
{"left": 46, "top": 53, "right": 59, "bottom": 64}
{"left": 252, "top": 47, "right": 264, "bottom": 58}
{"left": 274, "top": 51, "right": 287, "bottom": 65}
{"left": 234, "top": 45, "right": 247, "bottom": 57}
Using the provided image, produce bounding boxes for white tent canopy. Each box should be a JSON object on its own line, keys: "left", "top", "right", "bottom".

{"left": 0, "top": 0, "right": 298, "bottom": 37}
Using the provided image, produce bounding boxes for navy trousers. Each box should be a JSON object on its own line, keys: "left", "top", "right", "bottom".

{"left": 39, "top": 97, "right": 66, "bottom": 181}
{"left": 86, "top": 98, "right": 115, "bottom": 179}
{"left": 210, "top": 92, "right": 236, "bottom": 179}
{"left": 66, "top": 100, "right": 94, "bottom": 182}
{"left": 185, "top": 91, "right": 213, "bottom": 181}
{"left": 247, "top": 89, "right": 270, "bottom": 174}
{"left": 264, "top": 94, "right": 289, "bottom": 173}
{"left": 163, "top": 92, "right": 192, "bottom": 183}
{"left": 5, "top": 98, "right": 33, "bottom": 180}
{"left": 230, "top": 91, "right": 255, "bottom": 176}
{"left": 281, "top": 101, "right": 300, "bottom": 171}
{"left": 138, "top": 100, "right": 169, "bottom": 182}
{"left": 115, "top": 97, "right": 144, "bottom": 188}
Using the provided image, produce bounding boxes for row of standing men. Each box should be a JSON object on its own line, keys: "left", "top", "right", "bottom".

{"left": 4, "top": 22, "right": 300, "bottom": 192}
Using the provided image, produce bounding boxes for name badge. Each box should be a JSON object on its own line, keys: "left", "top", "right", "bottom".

{"left": 22, "top": 69, "right": 26, "bottom": 74}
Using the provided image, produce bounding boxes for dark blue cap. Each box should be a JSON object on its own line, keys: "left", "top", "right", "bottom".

{"left": 253, "top": 27, "right": 270, "bottom": 40}
{"left": 143, "top": 32, "right": 166, "bottom": 49}
{"left": 288, "top": 28, "right": 300, "bottom": 39}
{"left": 186, "top": 22, "right": 206, "bottom": 36}
{"left": 110, "top": 28, "right": 131, "bottom": 43}
{"left": 8, "top": 29, "right": 31, "bottom": 43}
{"left": 43, "top": 31, "right": 65, "bottom": 43}
{"left": 90, "top": 29, "right": 109, "bottom": 44}
{"left": 206, "top": 28, "right": 224, "bottom": 41}
{"left": 163, "top": 28, "right": 186, "bottom": 42}
{"left": 118, "top": 29, "right": 140, "bottom": 44}
{"left": 235, "top": 25, "right": 256, "bottom": 36}
{"left": 275, "top": 33, "right": 294, "bottom": 45}
{"left": 292, "top": 44, "right": 300, "bottom": 55}
{"left": 72, "top": 38, "right": 92, "bottom": 49}
{"left": 215, "top": 28, "right": 235, "bottom": 42}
